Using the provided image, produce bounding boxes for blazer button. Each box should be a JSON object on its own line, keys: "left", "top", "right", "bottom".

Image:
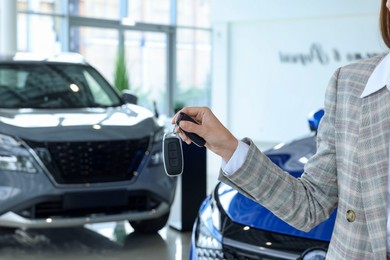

{"left": 346, "top": 210, "right": 356, "bottom": 222}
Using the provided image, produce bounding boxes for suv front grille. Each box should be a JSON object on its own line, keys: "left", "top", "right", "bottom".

{"left": 25, "top": 137, "right": 150, "bottom": 184}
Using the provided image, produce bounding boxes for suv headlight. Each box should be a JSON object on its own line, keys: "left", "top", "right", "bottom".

{"left": 148, "top": 126, "right": 165, "bottom": 167}
{"left": 0, "top": 133, "right": 38, "bottom": 173}
{"left": 153, "top": 126, "right": 165, "bottom": 143}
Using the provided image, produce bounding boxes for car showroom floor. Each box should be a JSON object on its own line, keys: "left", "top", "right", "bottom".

{"left": 0, "top": 222, "right": 192, "bottom": 260}
{"left": 0, "top": 143, "right": 272, "bottom": 260}
{"left": 0, "top": 164, "right": 221, "bottom": 260}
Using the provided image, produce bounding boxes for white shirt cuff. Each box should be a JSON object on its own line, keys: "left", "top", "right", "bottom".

{"left": 221, "top": 140, "right": 250, "bottom": 176}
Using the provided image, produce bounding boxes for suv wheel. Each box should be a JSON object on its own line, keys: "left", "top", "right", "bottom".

{"left": 129, "top": 212, "right": 170, "bottom": 233}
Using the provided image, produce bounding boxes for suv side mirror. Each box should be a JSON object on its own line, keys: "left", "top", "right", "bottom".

{"left": 307, "top": 109, "right": 324, "bottom": 132}
{"left": 121, "top": 90, "right": 138, "bottom": 104}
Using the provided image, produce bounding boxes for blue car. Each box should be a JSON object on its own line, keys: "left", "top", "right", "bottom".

{"left": 190, "top": 109, "right": 336, "bottom": 260}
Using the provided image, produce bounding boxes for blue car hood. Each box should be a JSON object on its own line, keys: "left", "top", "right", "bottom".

{"left": 218, "top": 135, "right": 336, "bottom": 242}
{"left": 218, "top": 183, "right": 336, "bottom": 241}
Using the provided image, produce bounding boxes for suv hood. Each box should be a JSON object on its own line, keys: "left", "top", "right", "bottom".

{"left": 0, "top": 104, "right": 158, "bottom": 142}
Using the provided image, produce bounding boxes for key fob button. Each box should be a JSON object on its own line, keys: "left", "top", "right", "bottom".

{"left": 163, "top": 132, "right": 184, "bottom": 176}
{"left": 169, "top": 150, "right": 177, "bottom": 158}
{"left": 170, "top": 158, "right": 179, "bottom": 167}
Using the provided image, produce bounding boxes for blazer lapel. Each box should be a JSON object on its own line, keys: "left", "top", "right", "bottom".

{"left": 358, "top": 87, "right": 390, "bottom": 257}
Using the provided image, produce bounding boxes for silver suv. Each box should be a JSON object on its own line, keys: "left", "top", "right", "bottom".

{"left": 0, "top": 53, "right": 176, "bottom": 233}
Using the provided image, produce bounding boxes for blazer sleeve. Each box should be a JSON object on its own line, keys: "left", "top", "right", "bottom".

{"left": 218, "top": 68, "right": 340, "bottom": 232}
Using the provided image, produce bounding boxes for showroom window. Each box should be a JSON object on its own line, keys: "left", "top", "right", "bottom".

{"left": 176, "top": 28, "right": 211, "bottom": 109}
{"left": 177, "top": 0, "right": 210, "bottom": 27}
{"left": 16, "top": 0, "right": 211, "bottom": 115}
{"left": 69, "top": 0, "right": 121, "bottom": 20}
{"left": 69, "top": 26, "right": 118, "bottom": 83}
{"left": 122, "top": 31, "right": 168, "bottom": 112}
{"left": 126, "top": 0, "right": 172, "bottom": 25}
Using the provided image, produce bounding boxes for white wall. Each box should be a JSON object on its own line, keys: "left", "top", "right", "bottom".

{"left": 211, "top": 0, "right": 385, "bottom": 145}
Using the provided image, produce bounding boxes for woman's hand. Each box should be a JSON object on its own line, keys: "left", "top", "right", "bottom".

{"left": 172, "top": 106, "right": 238, "bottom": 162}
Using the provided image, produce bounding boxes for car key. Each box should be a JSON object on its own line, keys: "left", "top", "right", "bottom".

{"left": 162, "top": 132, "right": 184, "bottom": 176}
{"left": 175, "top": 112, "right": 206, "bottom": 147}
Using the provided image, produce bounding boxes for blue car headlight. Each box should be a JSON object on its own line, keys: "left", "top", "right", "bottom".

{"left": 300, "top": 247, "right": 327, "bottom": 260}
{"left": 0, "top": 133, "right": 38, "bottom": 173}
{"left": 196, "top": 214, "right": 222, "bottom": 250}
{"left": 195, "top": 194, "right": 224, "bottom": 254}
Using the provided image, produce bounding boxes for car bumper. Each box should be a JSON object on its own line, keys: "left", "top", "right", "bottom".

{"left": 0, "top": 159, "right": 176, "bottom": 228}
{"left": 0, "top": 202, "right": 170, "bottom": 228}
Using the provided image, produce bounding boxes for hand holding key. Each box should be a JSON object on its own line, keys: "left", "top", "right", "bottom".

{"left": 173, "top": 107, "right": 238, "bottom": 162}
{"left": 175, "top": 112, "right": 206, "bottom": 147}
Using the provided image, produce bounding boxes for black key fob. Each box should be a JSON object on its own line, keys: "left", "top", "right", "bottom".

{"left": 162, "top": 132, "right": 184, "bottom": 176}
{"left": 175, "top": 112, "right": 206, "bottom": 147}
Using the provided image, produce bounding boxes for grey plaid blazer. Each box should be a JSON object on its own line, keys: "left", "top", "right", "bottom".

{"left": 219, "top": 53, "right": 390, "bottom": 259}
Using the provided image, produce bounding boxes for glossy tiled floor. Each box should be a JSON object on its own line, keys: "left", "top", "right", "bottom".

{"left": 0, "top": 222, "right": 191, "bottom": 260}
{"left": 0, "top": 153, "right": 239, "bottom": 260}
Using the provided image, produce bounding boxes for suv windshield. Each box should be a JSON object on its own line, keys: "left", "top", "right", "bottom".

{"left": 0, "top": 63, "right": 123, "bottom": 109}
